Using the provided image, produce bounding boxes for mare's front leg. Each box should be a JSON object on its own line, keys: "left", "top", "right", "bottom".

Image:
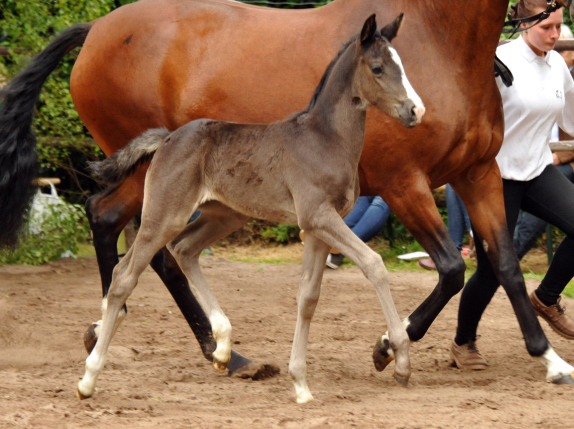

{"left": 302, "top": 208, "right": 410, "bottom": 386}
{"left": 455, "top": 161, "right": 574, "bottom": 384}
{"left": 370, "top": 178, "right": 466, "bottom": 371}
{"left": 288, "top": 233, "right": 331, "bottom": 404}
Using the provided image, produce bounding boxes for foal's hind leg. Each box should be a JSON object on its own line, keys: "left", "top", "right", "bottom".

{"left": 166, "top": 203, "right": 250, "bottom": 373}
{"left": 288, "top": 233, "right": 331, "bottom": 404}
{"left": 84, "top": 178, "right": 144, "bottom": 353}
{"left": 300, "top": 208, "right": 410, "bottom": 386}
{"left": 85, "top": 176, "right": 259, "bottom": 375}
{"left": 78, "top": 214, "right": 187, "bottom": 398}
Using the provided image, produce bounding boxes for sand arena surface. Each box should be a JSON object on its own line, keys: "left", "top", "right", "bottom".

{"left": 1, "top": 253, "right": 574, "bottom": 428}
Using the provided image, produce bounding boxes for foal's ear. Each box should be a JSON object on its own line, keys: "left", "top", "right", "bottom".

{"left": 380, "top": 13, "right": 404, "bottom": 42}
{"left": 360, "top": 14, "right": 377, "bottom": 46}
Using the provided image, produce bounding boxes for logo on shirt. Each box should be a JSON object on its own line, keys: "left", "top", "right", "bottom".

{"left": 556, "top": 90, "right": 564, "bottom": 99}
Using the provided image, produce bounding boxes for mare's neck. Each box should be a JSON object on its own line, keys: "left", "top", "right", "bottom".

{"left": 307, "top": 45, "right": 367, "bottom": 159}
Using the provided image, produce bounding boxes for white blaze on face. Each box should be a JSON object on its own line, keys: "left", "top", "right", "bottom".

{"left": 389, "top": 46, "right": 426, "bottom": 123}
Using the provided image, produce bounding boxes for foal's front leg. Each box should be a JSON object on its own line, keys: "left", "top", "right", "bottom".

{"left": 288, "top": 233, "right": 331, "bottom": 404}
{"left": 302, "top": 208, "right": 410, "bottom": 386}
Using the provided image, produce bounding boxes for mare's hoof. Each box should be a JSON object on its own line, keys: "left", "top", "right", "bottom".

{"left": 393, "top": 372, "right": 410, "bottom": 387}
{"left": 229, "top": 362, "right": 280, "bottom": 380}
{"left": 550, "top": 373, "right": 574, "bottom": 385}
{"left": 373, "top": 338, "right": 394, "bottom": 372}
{"left": 83, "top": 323, "right": 98, "bottom": 354}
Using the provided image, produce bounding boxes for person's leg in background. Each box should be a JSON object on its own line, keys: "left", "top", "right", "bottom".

{"left": 513, "top": 162, "right": 574, "bottom": 260}
{"left": 513, "top": 211, "right": 547, "bottom": 260}
{"left": 341, "top": 196, "right": 373, "bottom": 230}
{"left": 349, "top": 196, "right": 391, "bottom": 242}
{"left": 419, "top": 184, "right": 471, "bottom": 270}
{"left": 520, "top": 166, "right": 574, "bottom": 339}
{"left": 446, "top": 183, "right": 472, "bottom": 251}
{"left": 326, "top": 196, "right": 391, "bottom": 269}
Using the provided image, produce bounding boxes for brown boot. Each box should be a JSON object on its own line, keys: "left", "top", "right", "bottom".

{"left": 530, "top": 292, "right": 574, "bottom": 340}
{"left": 450, "top": 338, "right": 488, "bottom": 370}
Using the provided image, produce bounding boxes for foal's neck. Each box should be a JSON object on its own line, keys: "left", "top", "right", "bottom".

{"left": 307, "top": 44, "right": 367, "bottom": 156}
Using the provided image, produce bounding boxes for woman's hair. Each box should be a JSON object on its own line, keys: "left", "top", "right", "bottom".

{"left": 509, "top": 0, "right": 554, "bottom": 19}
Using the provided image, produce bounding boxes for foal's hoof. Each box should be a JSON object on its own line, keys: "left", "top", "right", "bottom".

{"left": 393, "top": 372, "right": 410, "bottom": 387}
{"left": 550, "top": 372, "right": 574, "bottom": 385}
{"left": 83, "top": 323, "right": 98, "bottom": 354}
{"left": 373, "top": 338, "right": 394, "bottom": 372}
{"left": 229, "top": 362, "right": 281, "bottom": 380}
{"left": 213, "top": 360, "right": 228, "bottom": 373}
{"left": 76, "top": 387, "right": 91, "bottom": 400}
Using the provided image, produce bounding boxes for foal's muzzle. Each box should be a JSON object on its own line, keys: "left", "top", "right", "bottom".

{"left": 396, "top": 99, "right": 425, "bottom": 128}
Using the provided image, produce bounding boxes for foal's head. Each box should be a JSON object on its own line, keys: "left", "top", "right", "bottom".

{"left": 353, "top": 14, "right": 425, "bottom": 128}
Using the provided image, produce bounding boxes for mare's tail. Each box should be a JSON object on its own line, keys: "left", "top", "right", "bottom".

{"left": 0, "top": 23, "right": 93, "bottom": 248}
{"left": 88, "top": 128, "right": 170, "bottom": 185}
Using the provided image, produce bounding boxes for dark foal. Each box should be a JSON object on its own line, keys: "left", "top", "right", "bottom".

{"left": 78, "top": 15, "right": 424, "bottom": 403}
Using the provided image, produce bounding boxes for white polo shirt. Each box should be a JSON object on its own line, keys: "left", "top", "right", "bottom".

{"left": 495, "top": 36, "right": 574, "bottom": 181}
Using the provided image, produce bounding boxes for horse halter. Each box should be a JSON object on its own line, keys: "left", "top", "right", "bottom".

{"left": 502, "top": 0, "right": 570, "bottom": 36}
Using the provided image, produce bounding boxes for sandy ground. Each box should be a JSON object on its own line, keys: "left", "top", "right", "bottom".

{"left": 1, "top": 250, "right": 574, "bottom": 428}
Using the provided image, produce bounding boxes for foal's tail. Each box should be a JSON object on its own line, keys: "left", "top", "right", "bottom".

{"left": 88, "top": 128, "right": 170, "bottom": 185}
{"left": 0, "top": 23, "right": 93, "bottom": 248}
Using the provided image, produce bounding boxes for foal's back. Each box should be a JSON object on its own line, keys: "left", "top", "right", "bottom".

{"left": 156, "top": 114, "right": 357, "bottom": 224}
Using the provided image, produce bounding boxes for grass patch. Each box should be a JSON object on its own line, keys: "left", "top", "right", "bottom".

{"left": 563, "top": 281, "right": 574, "bottom": 298}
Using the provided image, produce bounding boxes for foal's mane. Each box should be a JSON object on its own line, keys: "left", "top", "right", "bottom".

{"left": 298, "top": 35, "right": 359, "bottom": 115}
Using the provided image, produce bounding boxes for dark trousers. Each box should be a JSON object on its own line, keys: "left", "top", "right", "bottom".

{"left": 513, "top": 163, "right": 574, "bottom": 259}
{"left": 456, "top": 164, "right": 574, "bottom": 344}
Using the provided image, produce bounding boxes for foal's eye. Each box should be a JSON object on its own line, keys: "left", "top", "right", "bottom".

{"left": 372, "top": 66, "right": 383, "bottom": 76}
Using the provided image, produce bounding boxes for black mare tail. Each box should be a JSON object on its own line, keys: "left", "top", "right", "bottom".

{"left": 0, "top": 23, "right": 93, "bottom": 248}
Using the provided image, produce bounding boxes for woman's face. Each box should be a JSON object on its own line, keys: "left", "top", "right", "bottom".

{"left": 522, "top": 8, "right": 563, "bottom": 56}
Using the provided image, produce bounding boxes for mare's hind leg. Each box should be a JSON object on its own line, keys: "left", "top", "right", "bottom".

{"left": 455, "top": 162, "right": 573, "bottom": 383}
{"left": 288, "top": 233, "right": 331, "bottom": 404}
{"left": 85, "top": 175, "right": 260, "bottom": 376}
{"left": 370, "top": 178, "right": 465, "bottom": 371}
{"left": 166, "top": 202, "right": 250, "bottom": 373}
{"left": 300, "top": 207, "right": 410, "bottom": 387}
{"left": 78, "top": 211, "right": 189, "bottom": 399}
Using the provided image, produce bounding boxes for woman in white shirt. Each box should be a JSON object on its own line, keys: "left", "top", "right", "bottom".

{"left": 452, "top": 0, "right": 574, "bottom": 370}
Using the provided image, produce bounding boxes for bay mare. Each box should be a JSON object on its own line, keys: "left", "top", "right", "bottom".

{"left": 1, "top": 0, "right": 574, "bottom": 384}
{"left": 78, "top": 15, "right": 423, "bottom": 403}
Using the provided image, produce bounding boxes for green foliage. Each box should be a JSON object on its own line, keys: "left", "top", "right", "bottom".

{"left": 36, "top": 136, "right": 105, "bottom": 203}
{"left": 0, "top": 0, "right": 118, "bottom": 137}
{"left": 0, "top": 203, "right": 91, "bottom": 266}
{"left": 563, "top": 279, "right": 574, "bottom": 298}
{"left": 260, "top": 223, "right": 300, "bottom": 243}
{"left": 0, "top": 0, "right": 137, "bottom": 203}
